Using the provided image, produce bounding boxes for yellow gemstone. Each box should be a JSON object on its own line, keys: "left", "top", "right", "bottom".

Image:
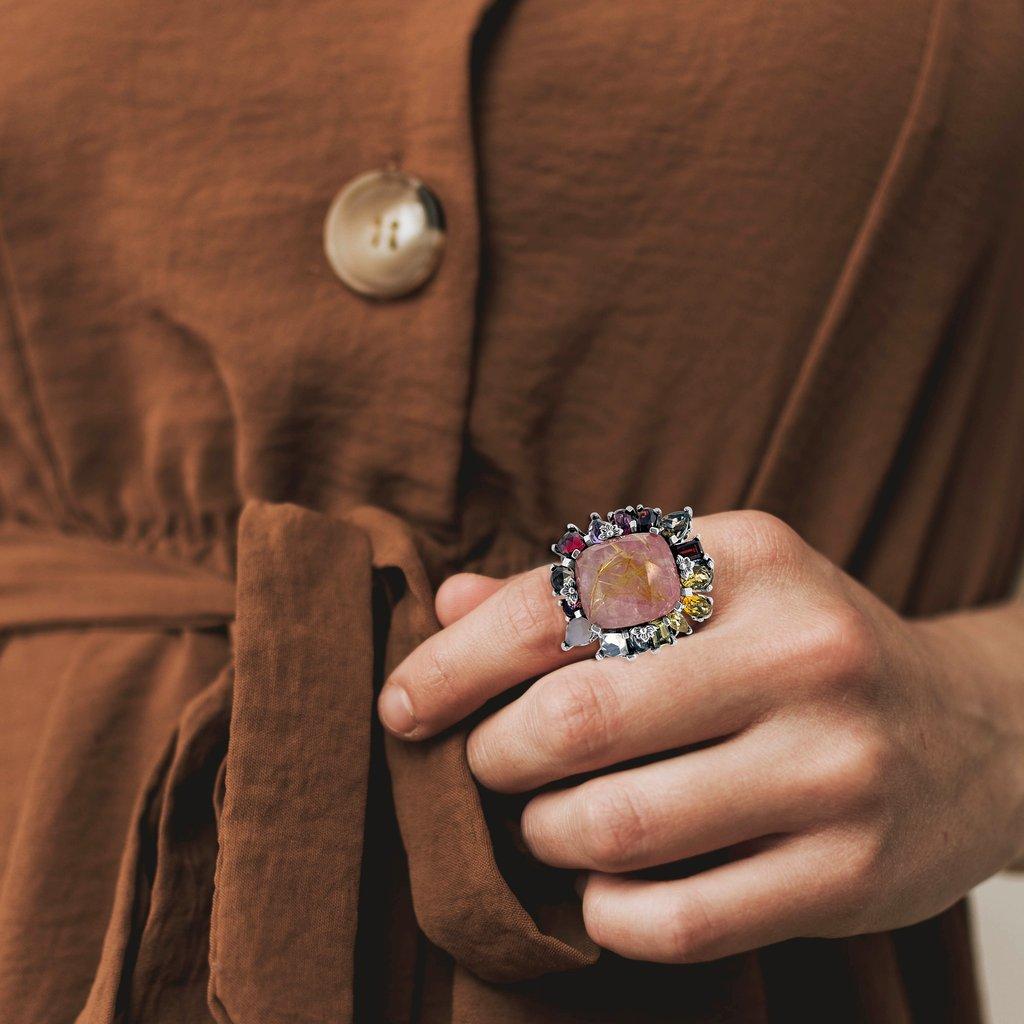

{"left": 655, "top": 617, "right": 673, "bottom": 643}
{"left": 682, "top": 565, "right": 713, "bottom": 589}
{"left": 682, "top": 593, "right": 713, "bottom": 620}
{"left": 664, "top": 608, "right": 687, "bottom": 634}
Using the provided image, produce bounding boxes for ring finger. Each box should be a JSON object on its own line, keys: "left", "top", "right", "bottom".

{"left": 520, "top": 722, "right": 809, "bottom": 874}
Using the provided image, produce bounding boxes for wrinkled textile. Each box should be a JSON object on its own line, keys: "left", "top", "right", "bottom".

{"left": 1, "top": 0, "right": 1023, "bottom": 1021}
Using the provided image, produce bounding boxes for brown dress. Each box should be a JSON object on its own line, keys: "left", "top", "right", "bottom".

{"left": 1, "top": 0, "right": 1022, "bottom": 1020}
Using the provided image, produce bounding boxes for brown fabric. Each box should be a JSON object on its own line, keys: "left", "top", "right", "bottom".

{"left": 0, "top": 0, "right": 1022, "bottom": 1021}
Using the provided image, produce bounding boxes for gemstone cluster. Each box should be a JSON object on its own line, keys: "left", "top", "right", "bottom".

{"left": 549, "top": 504, "right": 714, "bottom": 659}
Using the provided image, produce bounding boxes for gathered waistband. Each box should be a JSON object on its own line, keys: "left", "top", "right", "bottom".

{"left": 0, "top": 523, "right": 237, "bottom": 633}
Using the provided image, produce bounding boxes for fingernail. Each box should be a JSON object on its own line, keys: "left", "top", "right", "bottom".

{"left": 379, "top": 685, "right": 418, "bottom": 736}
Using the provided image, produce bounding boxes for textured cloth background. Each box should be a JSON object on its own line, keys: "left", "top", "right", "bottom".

{"left": 0, "top": 0, "right": 1023, "bottom": 1020}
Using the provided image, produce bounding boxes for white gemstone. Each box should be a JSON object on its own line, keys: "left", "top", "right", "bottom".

{"left": 564, "top": 617, "right": 596, "bottom": 648}
{"left": 598, "top": 632, "right": 629, "bottom": 658}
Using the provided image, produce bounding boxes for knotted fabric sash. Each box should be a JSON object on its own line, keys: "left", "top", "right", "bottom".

{"left": 0, "top": 500, "right": 595, "bottom": 1024}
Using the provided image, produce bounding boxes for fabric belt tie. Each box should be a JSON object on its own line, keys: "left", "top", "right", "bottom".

{"left": 0, "top": 501, "right": 596, "bottom": 1024}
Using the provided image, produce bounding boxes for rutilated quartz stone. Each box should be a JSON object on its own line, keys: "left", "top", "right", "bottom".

{"left": 575, "top": 532, "right": 680, "bottom": 629}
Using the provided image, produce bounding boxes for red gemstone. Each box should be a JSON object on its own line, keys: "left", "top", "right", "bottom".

{"left": 673, "top": 539, "right": 704, "bottom": 561}
{"left": 556, "top": 530, "right": 586, "bottom": 557}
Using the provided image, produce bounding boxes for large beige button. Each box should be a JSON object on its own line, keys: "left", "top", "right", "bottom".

{"left": 323, "top": 170, "right": 445, "bottom": 299}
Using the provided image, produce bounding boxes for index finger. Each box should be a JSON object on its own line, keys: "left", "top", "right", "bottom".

{"left": 378, "top": 565, "right": 587, "bottom": 738}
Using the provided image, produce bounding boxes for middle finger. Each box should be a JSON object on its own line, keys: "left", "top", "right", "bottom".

{"left": 467, "top": 619, "right": 774, "bottom": 793}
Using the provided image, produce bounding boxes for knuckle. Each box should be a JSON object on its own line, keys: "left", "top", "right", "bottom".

{"left": 538, "top": 671, "right": 618, "bottom": 764}
{"left": 795, "top": 604, "right": 877, "bottom": 695}
{"left": 805, "top": 725, "right": 892, "bottom": 812}
{"left": 827, "top": 606, "right": 878, "bottom": 684}
{"left": 838, "top": 727, "right": 894, "bottom": 806}
{"left": 411, "top": 641, "right": 462, "bottom": 719}
{"left": 578, "top": 781, "right": 650, "bottom": 871}
{"left": 501, "top": 571, "right": 560, "bottom": 649}
{"left": 737, "top": 510, "right": 802, "bottom": 570}
{"left": 665, "top": 891, "right": 718, "bottom": 962}
{"left": 830, "top": 829, "right": 888, "bottom": 917}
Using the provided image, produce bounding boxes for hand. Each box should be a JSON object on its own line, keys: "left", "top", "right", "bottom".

{"left": 378, "top": 511, "right": 1024, "bottom": 963}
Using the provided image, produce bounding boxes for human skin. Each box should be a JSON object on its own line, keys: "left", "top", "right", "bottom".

{"left": 378, "top": 511, "right": 1024, "bottom": 963}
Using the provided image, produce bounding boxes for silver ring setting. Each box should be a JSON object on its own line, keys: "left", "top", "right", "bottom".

{"left": 550, "top": 505, "right": 714, "bottom": 660}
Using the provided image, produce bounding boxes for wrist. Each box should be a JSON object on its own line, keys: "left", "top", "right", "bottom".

{"left": 911, "top": 602, "right": 1024, "bottom": 865}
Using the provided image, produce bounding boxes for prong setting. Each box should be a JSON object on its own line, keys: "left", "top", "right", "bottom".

{"left": 548, "top": 503, "right": 715, "bottom": 659}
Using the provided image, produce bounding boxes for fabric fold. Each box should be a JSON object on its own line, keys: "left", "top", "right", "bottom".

{"left": 0, "top": 523, "right": 236, "bottom": 631}
{"left": 210, "top": 499, "right": 596, "bottom": 1022}
{"left": 0, "top": 503, "right": 598, "bottom": 1024}
{"left": 346, "top": 505, "right": 601, "bottom": 983}
{"left": 77, "top": 667, "right": 232, "bottom": 1024}
{"left": 207, "top": 501, "right": 377, "bottom": 1024}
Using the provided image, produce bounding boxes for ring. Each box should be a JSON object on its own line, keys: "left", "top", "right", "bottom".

{"left": 550, "top": 505, "right": 714, "bottom": 660}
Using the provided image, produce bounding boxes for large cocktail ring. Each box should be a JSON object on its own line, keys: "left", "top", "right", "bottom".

{"left": 550, "top": 505, "right": 714, "bottom": 660}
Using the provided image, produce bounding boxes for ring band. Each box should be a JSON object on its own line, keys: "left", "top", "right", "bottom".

{"left": 550, "top": 504, "right": 714, "bottom": 659}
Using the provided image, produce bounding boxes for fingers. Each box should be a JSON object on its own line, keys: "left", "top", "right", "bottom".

{"left": 520, "top": 726, "right": 808, "bottom": 873}
{"left": 465, "top": 611, "right": 777, "bottom": 792}
{"left": 462, "top": 511, "right": 839, "bottom": 791}
{"left": 378, "top": 565, "right": 586, "bottom": 738}
{"left": 690, "top": 509, "right": 806, "bottom": 594}
{"left": 379, "top": 508, "right": 807, "bottom": 741}
{"left": 435, "top": 572, "right": 504, "bottom": 626}
{"left": 578, "top": 838, "right": 832, "bottom": 963}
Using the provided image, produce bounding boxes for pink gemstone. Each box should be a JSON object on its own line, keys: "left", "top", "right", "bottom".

{"left": 575, "top": 532, "right": 680, "bottom": 629}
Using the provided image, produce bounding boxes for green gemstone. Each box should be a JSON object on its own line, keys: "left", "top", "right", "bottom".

{"left": 661, "top": 509, "right": 692, "bottom": 543}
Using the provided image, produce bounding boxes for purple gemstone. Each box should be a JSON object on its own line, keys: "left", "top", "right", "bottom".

{"left": 635, "top": 506, "right": 659, "bottom": 530}
{"left": 555, "top": 530, "right": 586, "bottom": 557}
{"left": 611, "top": 510, "right": 634, "bottom": 533}
{"left": 673, "top": 539, "right": 704, "bottom": 561}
